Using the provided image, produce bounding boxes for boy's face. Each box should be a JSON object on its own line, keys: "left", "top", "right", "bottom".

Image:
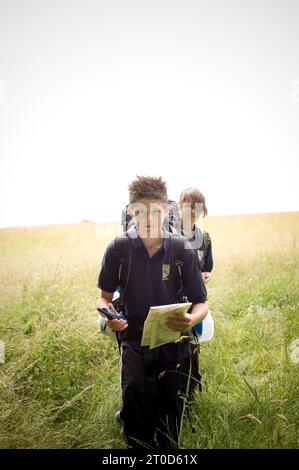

{"left": 179, "top": 202, "right": 203, "bottom": 230}
{"left": 130, "top": 198, "right": 167, "bottom": 239}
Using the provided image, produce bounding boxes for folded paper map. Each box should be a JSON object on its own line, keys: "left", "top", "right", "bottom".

{"left": 141, "top": 302, "right": 192, "bottom": 349}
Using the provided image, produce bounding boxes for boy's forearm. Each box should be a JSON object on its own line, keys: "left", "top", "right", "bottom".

{"left": 97, "top": 306, "right": 118, "bottom": 342}
{"left": 96, "top": 289, "right": 114, "bottom": 310}
{"left": 96, "top": 297, "right": 110, "bottom": 310}
{"left": 190, "top": 302, "right": 208, "bottom": 325}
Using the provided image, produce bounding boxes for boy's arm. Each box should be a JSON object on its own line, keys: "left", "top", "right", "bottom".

{"left": 190, "top": 301, "right": 208, "bottom": 323}
{"left": 96, "top": 241, "right": 128, "bottom": 334}
{"left": 96, "top": 290, "right": 115, "bottom": 340}
{"left": 96, "top": 290, "right": 128, "bottom": 333}
{"left": 96, "top": 289, "right": 113, "bottom": 309}
{"left": 165, "top": 248, "right": 208, "bottom": 333}
{"left": 165, "top": 301, "right": 208, "bottom": 332}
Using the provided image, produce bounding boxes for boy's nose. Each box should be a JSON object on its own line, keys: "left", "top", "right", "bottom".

{"left": 147, "top": 211, "right": 154, "bottom": 223}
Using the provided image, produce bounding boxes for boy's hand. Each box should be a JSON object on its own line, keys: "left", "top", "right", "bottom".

{"left": 106, "top": 303, "right": 128, "bottom": 332}
{"left": 165, "top": 313, "right": 194, "bottom": 333}
{"left": 202, "top": 272, "right": 212, "bottom": 283}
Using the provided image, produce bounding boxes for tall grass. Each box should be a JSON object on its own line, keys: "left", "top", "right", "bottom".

{"left": 0, "top": 213, "right": 298, "bottom": 448}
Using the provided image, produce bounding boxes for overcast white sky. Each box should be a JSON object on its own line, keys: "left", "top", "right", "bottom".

{"left": 0, "top": 0, "right": 298, "bottom": 228}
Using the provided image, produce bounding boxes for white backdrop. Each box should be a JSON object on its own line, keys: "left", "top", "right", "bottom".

{"left": 0, "top": 0, "right": 298, "bottom": 227}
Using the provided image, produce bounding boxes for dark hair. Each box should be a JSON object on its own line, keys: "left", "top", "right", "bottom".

{"left": 179, "top": 187, "right": 208, "bottom": 217}
{"left": 128, "top": 176, "right": 168, "bottom": 204}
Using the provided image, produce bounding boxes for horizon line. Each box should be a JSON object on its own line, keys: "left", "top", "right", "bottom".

{"left": 0, "top": 209, "right": 298, "bottom": 231}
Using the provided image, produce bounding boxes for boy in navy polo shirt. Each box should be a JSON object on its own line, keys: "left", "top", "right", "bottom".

{"left": 96, "top": 176, "right": 208, "bottom": 449}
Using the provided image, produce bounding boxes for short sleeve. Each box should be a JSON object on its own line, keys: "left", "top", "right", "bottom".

{"left": 182, "top": 248, "right": 207, "bottom": 304}
{"left": 97, "top": 240, "right": 119, "bottom": 293}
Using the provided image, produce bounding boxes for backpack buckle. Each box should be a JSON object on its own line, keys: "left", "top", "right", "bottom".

{"left": 175, "top": 260, "right": 183, "bottom": 277}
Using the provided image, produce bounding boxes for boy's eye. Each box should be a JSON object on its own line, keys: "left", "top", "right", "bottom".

{"left": 134, "top": 207, "right": 161, "bottom": 218}
{"left": 183, "top": 203, "right": 202, "bottom": 213}
{"left": 151, "top": 209, "right": 160, "bottom": 216}
{"left": 135, "top": 209, "right": 147, "bottom": 218}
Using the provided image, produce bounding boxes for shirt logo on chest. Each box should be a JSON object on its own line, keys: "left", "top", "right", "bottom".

{"left": 197, "top": 249, "right": 204, "bottom": 261}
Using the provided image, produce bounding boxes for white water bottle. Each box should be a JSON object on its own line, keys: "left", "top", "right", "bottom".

{"left": 198, "top": 310, "right": 214, "bottom": 343}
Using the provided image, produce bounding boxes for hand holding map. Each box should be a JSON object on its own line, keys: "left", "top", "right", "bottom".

{"left": 141, "top": 302, "right": 192, "bottom": 349}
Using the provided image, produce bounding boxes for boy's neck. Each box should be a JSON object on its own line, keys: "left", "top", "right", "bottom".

{"left": 139, "top": 228, "right": 164, "bottom": 249}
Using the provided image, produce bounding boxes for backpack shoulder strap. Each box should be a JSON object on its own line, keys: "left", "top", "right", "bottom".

{"left": 113, "top": 234, "right": 132, "bottom": 313}
{"left": 171, "top": 234, "right": 186, "bottom": 273}
{"left": 170, "top": 233, "right": 188, "bottom": 303}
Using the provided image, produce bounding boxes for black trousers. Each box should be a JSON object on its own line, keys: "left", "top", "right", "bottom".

{"left": 119, "top": 346, "right": 191, "bottom": 449}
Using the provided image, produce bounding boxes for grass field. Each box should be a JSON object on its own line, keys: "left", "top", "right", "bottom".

{"left": 0, "top": 212, "right": 298, "bottom": 449}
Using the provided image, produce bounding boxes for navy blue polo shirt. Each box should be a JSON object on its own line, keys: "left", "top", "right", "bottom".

{"left": 183, "top": 225, "right": 214, "bottom": 273}
{"left": 97, "top": 228, "right": 207, "bottom": 361}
